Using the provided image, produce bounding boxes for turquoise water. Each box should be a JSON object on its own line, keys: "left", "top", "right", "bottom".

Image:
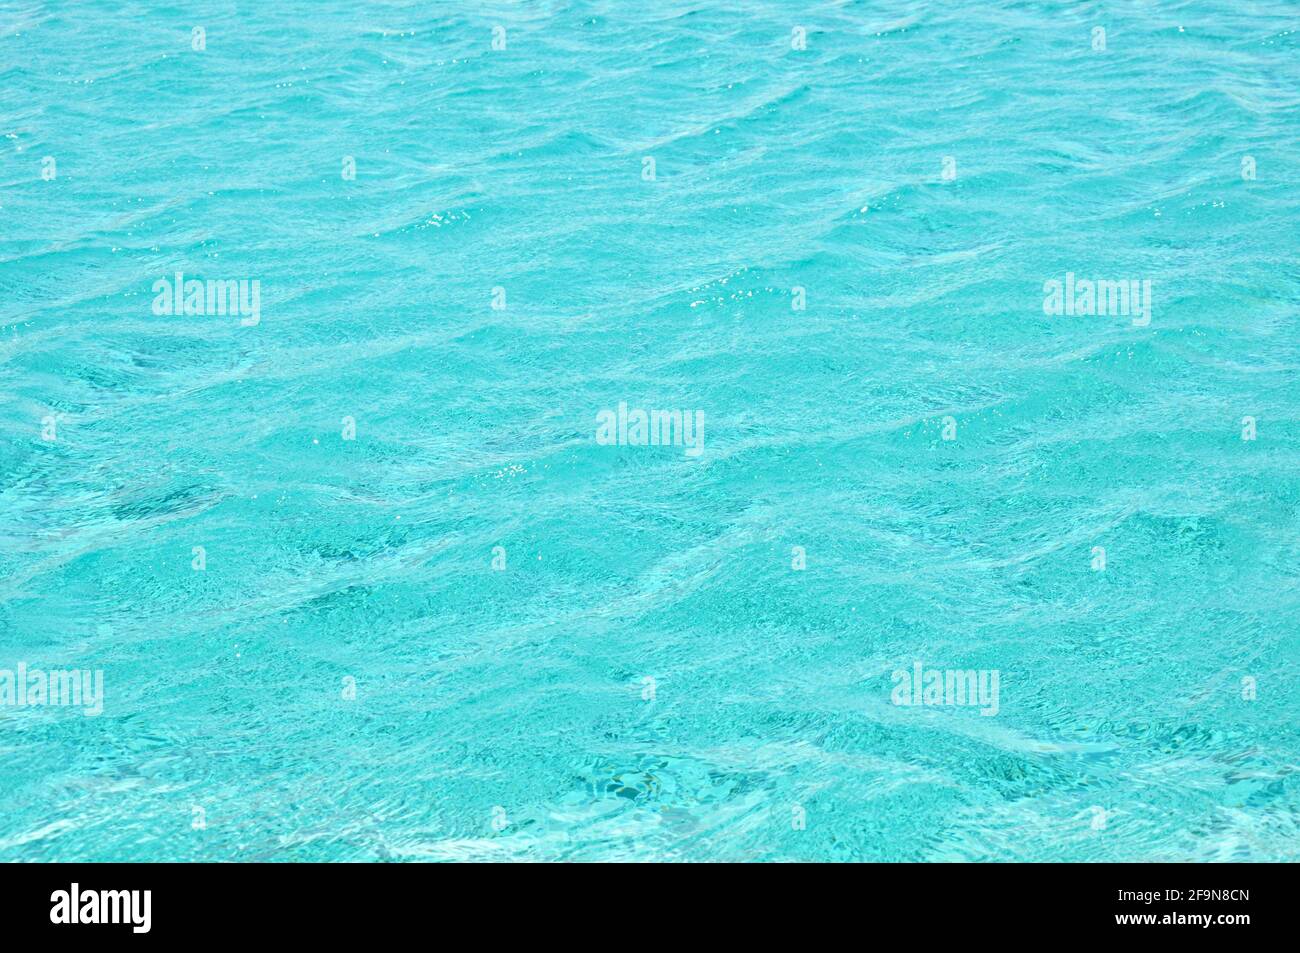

{"left": 2, "top": 1, "right": 1299, "bottom": 862}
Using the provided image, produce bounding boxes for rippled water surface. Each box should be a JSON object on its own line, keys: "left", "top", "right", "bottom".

{"left": 2, "top": 1, "right": 1299, "bottom": 861}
